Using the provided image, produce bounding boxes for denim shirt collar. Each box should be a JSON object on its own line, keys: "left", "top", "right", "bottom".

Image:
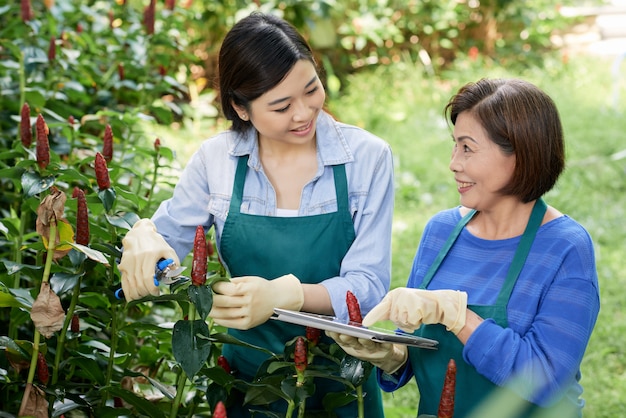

{"left": 227, "top": 111, "right": 354, "bottom": 171}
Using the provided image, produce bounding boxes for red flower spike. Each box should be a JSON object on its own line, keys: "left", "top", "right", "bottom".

{"left": 21, "top": 0, "right": 33, "bottom": 21}
{"left": 37, "top": 352, "right": 49, "bottom": 385}
{"left": 35, "top": 114, "right": 50, "bottom": 170}
{"left": 117, "top": 63, "right": 124, "bottom": 81}
{"left": 68, "top": 115, "right": 75, "bottom": 125}
{"left": 153, "top": 138, "right": 161, "bottom": 151}
{"left": 73, "top": 187, "right": 89, "bottom": 245}
{"left": 48, "top": 36, "right": 56, "bottom": 62}
{"left": 165, "top": 0, "right": 175, "bottom": 10}
{"left": 306, "top": 326, "right": 321, "bottom": 346}
{"left": 103, "top": 125, "right": 113, "bottom": 162}
{"left": 191, "top": 225, "right": 207, "bottom": 286}
{"left": 94, "top": 152, "right": 111, "bottom": 190}
{"left": 20, "top": 102, "right": 32, "bottom": 147}
{"left": 71, "top": 314, "right": 80, "bottom": 333}
{"left": 437, "top": 358, "right": 457, "bottom": 418}
{"left": 213, "top": 401, "right": 227, "bottom": 418}
{"left": 143, "top": 0, "right": 155, "bottom": 35}
{"left": 346, "top": 291, "right": 363, "bottom": 324}
{"left": 217, "top": 355, "right": 231, "bottom": 374}
{"left": 294, "top": 336, "right": 308, "bottom": 374}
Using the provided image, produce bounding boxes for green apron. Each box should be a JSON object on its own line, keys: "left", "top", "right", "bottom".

{"left": 411, "top": 199, "right": 557, "bottom": 418}
{"left": 219, "top": 155, "right": 384, "bottom": 417}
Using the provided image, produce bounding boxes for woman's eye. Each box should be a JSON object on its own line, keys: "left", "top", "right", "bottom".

{"left": 275, "top": 105, "right": 290, "bottom": 113}
{"left": 306, "top": 86, "right": 319, "bottom": 95}
{"left": 463, "top": 144, "right": 472, "bottom": 152}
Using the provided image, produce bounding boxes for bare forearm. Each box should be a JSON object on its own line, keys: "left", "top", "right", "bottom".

{"left": 301, "top": 283, "right": 334, "bottom": 315}
{"left": 456, "top": 309, "right": 483, "bottom": 344}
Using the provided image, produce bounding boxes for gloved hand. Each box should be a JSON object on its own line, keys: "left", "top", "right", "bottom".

{"left": 363, "top": 288, "right": 468, "bottom": 335}
{"left": 326, "top": 331, "right": 408, "bottom": 374}
{"left": 209, "top": 274, "right": 304, "bottom": 330}
{"left": 118, "top": 219, "right": 179, "bottom": 301}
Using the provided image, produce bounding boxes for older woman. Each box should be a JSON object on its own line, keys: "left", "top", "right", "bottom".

{"left": 329, "top": 78, "right": 599, "bottom": 418}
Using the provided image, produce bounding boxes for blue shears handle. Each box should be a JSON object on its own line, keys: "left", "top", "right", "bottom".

{"left": 114, "top": 258, "right": 174, "bottom": 300}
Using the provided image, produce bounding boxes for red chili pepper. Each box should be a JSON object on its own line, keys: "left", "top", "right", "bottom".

{"left": 217, "top": 355, "right": 231, "bottom": 374}
{"left": 191, "top": 225, "right": 207, "bottom": 286}
{"left": 305, "top": 326, "right": 321, "bottom": 346}
{"left": 103, "top": 124, "right": 113, "bottom": 162}
{"left": 437, "top": 358, "right": 457, "bottom": 418}
{"left": 20, "top": 102, "right": 32, "bottom": 147}
{"left": 36, "top": 114, "right": 50, "bottom": 170}
{"left": 94, "top": 152, "right": 111, "bottom": 190}
{"left": 21, "top": 0, "right": 33, "bottom": 21}
{"left": 71, "top": 313, "right": 80, "bottom": 333}
{"left": 294, "top": 336, "right": 307, "bottom": 374}
{"left": 37, "top": 352, "right": 49, "bottom": 385}
{"left": 346, "top": 290, "right": 363, "bottom": 324}
{"left": 48, "top": 36, "right": 56, "bottom": 62}
{"left": 213, "top": 401, "right": 227, "bottom": 418}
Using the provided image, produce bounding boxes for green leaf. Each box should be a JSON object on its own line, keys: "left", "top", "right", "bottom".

{"left": 97, "top": 187, "right": 117, "bottom": 212}
{"left": 172, "top": 319, "right": 212, "bottom": 378}
{"left": 188, "top": 285, "right": 213, "bottom": 321}
{"left": 21, "top": 171, "right": 56, "bottom": 197}
{"left": 0, "top": 292, "right": 21, "bottom": 308}
{"left": 68, "top": 243, "right": 110, "bottom": 265}
{"left": 105, "top": 386, "right": 166, "bottom": 418}
{"left": 339, "top": 355, "right": 373, "bottom": 387}
{"left": 66, "top": 356, "right": 106, "bottom": 385}
{"left": 106, "top": 212, "right": 140, "bottom": 230}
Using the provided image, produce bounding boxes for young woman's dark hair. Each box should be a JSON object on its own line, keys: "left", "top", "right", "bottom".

{"left": 445, "top": 78, "right": 565, "bottom": 203}
{"left": 217, "top": 13, "right": 318, "bottom": 133}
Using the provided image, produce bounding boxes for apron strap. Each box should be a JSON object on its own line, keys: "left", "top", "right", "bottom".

{"left": 229, "top": 155, "right": 249, "bottom": 214}
{"left": 419, "top": 209, "right": 476, "bottom": 289}
{"left": 496, "top": 198, "right": 547, "bottom": 305}
{"left": 230, "top": 156, "right": 349, "bottom": 215}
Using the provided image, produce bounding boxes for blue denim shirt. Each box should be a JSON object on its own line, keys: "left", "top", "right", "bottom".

{"left": 152, "top": 111, "right": 394, "bottom": 320}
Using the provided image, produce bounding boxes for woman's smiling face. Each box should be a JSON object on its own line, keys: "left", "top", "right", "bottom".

{"left": 449, "top": 111, "right": 516, "bottom": 211}
{"left": 243, "top": 60, "right": 325, "bottom": 146}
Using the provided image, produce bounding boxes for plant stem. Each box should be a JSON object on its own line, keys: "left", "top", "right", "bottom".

{"left": 19, "top": 219, "right": 56, "bottom": 414}
{"left": 170, "top": 305, "right": 195, "bottom": 418}
{"left": 357, "top": 385, "right": 364, "bottom": 418}
{"left": 52, "top": 275, "right": 82, "bottom": 385}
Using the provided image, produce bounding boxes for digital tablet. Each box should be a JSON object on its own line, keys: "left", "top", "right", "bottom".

{"left": 272, "top": 308, "right": 438, "bottom": 349}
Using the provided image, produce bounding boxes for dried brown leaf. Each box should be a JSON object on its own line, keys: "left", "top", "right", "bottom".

{"left": 31, "top": 282, "right": 65, "bottom": 339}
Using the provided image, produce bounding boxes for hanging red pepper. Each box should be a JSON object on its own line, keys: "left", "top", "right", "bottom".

{"left": 191, "top": 225, "right": 207, "bottom": 286}
{"left": 35, "top": 114, "right": 50, "bottom": 170}
{"left": 20, "top": 102, "right": 32, "bottom": 147}
{"left": 346, "top": 290, "right": 363, "bottom": 324}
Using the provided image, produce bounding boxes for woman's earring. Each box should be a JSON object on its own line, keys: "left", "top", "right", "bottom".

{"left": 241, "top": 114, "right": 248, "bottom": 121}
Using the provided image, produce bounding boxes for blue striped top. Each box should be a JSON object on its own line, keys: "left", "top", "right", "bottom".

{"left": 382, "top": 206, "right": 600, "bottom": 409}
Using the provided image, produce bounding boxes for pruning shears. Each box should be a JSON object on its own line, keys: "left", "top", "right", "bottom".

{"left": 115, "top": 258, "right": 187, "bottom": 300}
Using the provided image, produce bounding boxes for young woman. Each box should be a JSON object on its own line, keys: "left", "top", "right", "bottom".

{"left": 328, "top": 78, "right": 599, "bottom": 418}
{"left": 118, "top": 12, "right": 393, "bottom": 417}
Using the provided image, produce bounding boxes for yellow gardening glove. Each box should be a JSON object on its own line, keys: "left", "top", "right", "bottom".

{"left": 363, "top": 288, "right": 468, "bottom": 335}
{"left": 326, "top": 331, "right": 408, "bottom": 374}
{"left": 118, "top": 219, "right": 179, "bottom": 301}
{"left": 209, "top": 274, "right": 304, "bottom": 330}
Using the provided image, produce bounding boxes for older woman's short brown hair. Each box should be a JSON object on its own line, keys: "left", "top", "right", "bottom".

{"left": 445, "top": 78, "right": 565, "bottom": 203}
